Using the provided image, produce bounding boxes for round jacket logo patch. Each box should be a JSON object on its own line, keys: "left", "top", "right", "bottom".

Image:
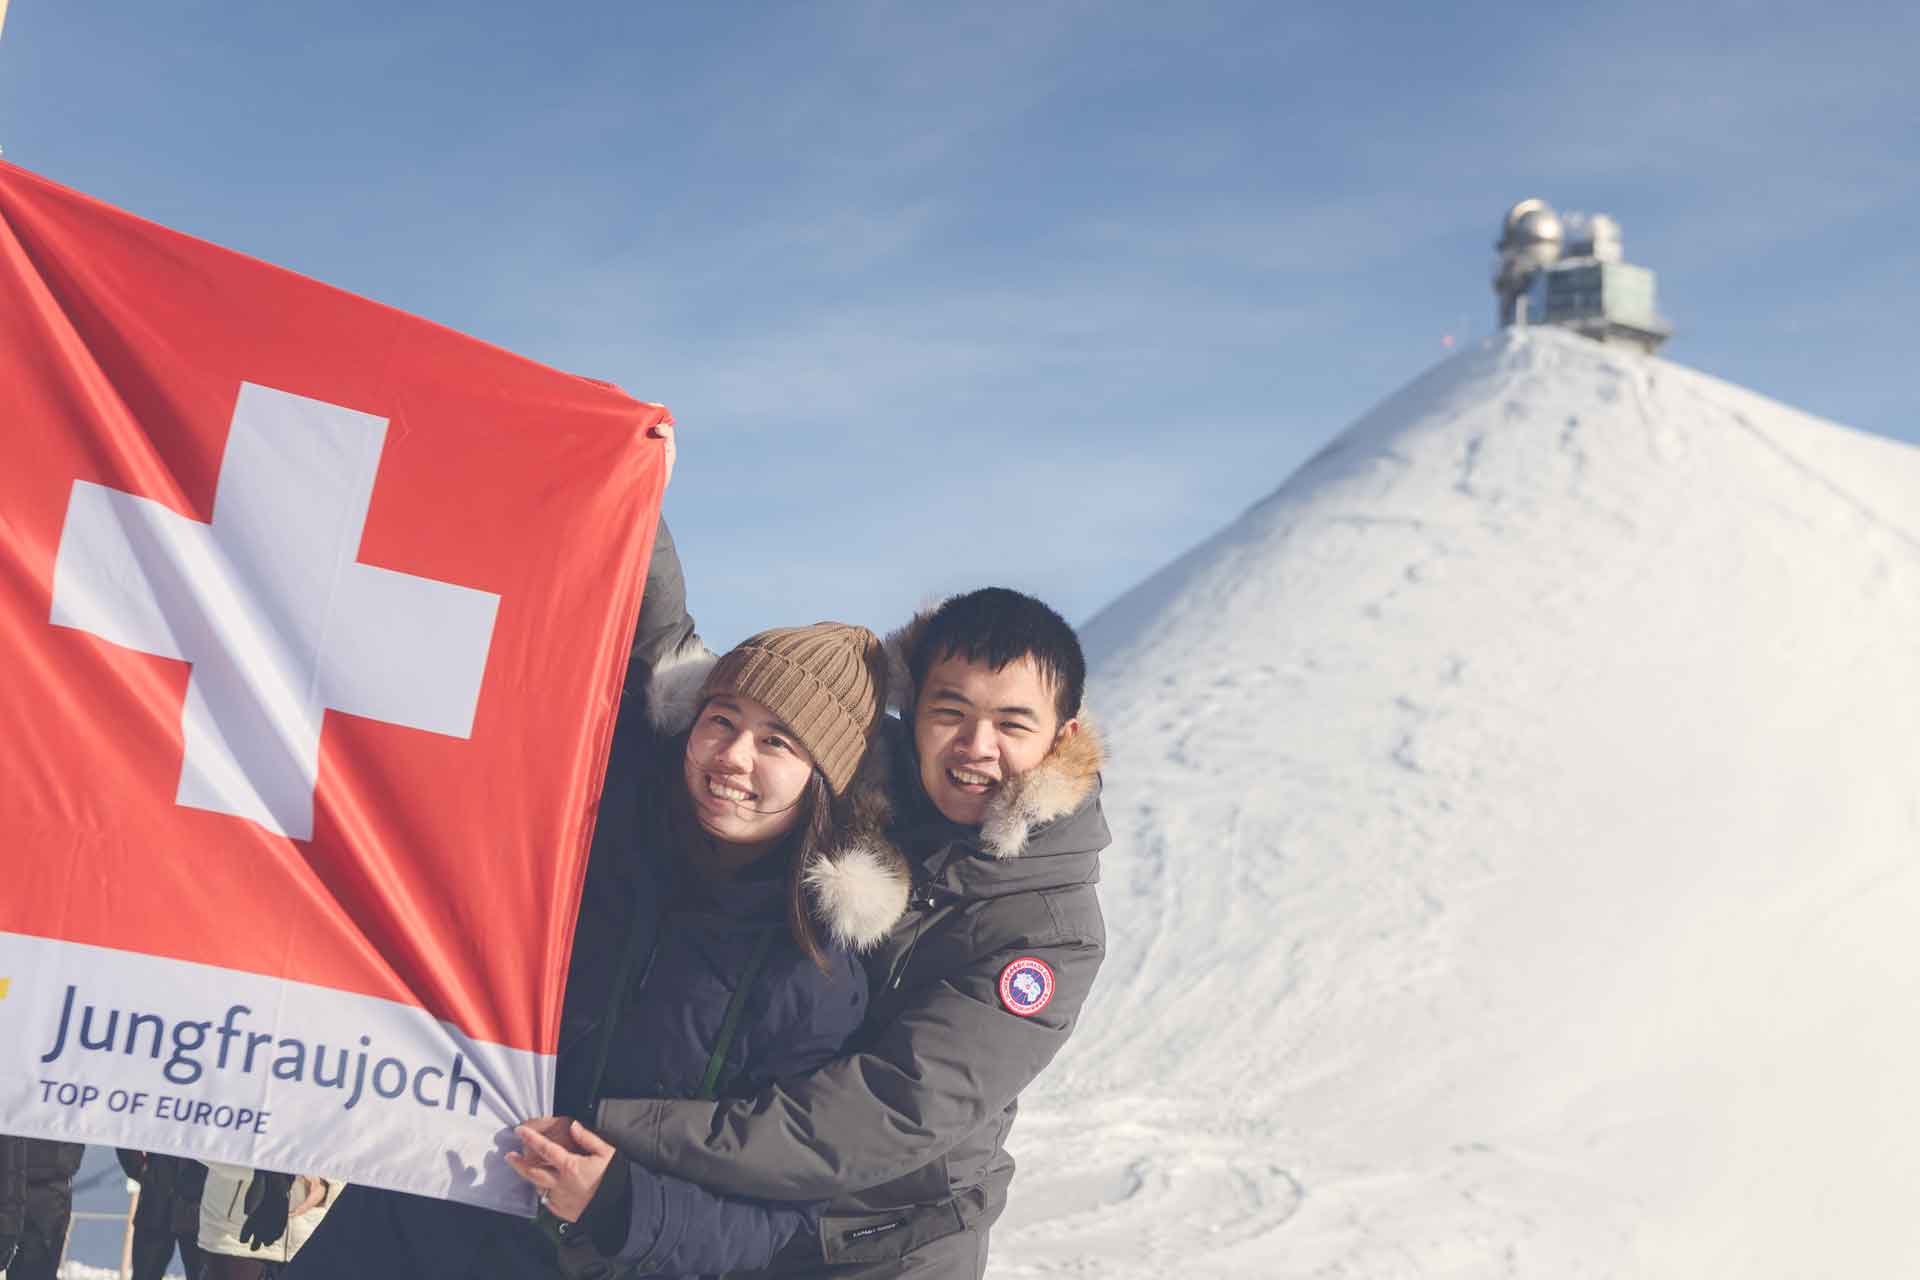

{"left": 998, "top": 957, "right": 1055, "bottom": 1017}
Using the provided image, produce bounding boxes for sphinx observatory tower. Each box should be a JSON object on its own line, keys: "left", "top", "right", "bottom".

{"left": 1493, "top": 197, "right": 1673, "bottom": 353}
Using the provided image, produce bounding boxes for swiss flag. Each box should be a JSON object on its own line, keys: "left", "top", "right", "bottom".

{"left": 0, "top": 160, "right": 663, "bottom": 1081}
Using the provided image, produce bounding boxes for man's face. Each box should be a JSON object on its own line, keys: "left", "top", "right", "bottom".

{"left": 913, "top": 653, "right": 1077, "bottom": 826}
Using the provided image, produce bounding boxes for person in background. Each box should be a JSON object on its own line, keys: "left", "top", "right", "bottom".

{"left": 196, "top": 1165, "right": 332, "bottom": 1280}
{"left": 116, "top": 1150, "right": 208, "bottom": 1280}
{"left": 2, "top": 1138, "right": 84, "bottom": 1280}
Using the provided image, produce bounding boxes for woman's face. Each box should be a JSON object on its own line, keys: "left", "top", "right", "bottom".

{"left": 682, "top": 693, "right": 817, "bottom": 849}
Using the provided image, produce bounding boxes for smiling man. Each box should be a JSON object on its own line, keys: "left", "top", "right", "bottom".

{"left": 596, "top": 583, "right": 1109, "bottom": 1280}
{"left": 913, "top": 590, "right": 1083, "bottom": 827}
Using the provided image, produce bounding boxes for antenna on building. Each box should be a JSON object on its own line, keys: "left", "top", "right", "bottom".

{"left": 1492, "top": 198, "right": 1672, "bottom": 354}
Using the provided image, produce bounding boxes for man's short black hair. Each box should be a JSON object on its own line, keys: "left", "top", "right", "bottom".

{"left": 909, "top": 587, "right": 1086, "bottom": 726}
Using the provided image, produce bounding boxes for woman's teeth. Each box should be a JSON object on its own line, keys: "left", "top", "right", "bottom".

{"left": 948, "top": 768, "right": 997, "bottom": 789}
{"left": 706, "top": 778, "right": 755, "bottom": 802}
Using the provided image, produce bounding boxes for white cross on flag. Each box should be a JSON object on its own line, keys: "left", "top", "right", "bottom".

{"left": 51, "top": 381, "right": 502, "bottom": 840}
{"left": 0, "top": 161, "right": 668, "bottom": 1213}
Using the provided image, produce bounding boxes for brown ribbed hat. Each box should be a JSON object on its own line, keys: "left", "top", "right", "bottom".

{"left": 700, "top": 622, "right": 887, "bottom": 795}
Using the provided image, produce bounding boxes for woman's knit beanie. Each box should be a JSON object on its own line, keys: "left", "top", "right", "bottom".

{"left": 700, "top": 622, "right": 887, "bottom": 795}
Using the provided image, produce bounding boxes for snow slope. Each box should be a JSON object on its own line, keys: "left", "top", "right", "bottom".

{"left": 994, "top": 328, "right": 1920, "bottom": 1277}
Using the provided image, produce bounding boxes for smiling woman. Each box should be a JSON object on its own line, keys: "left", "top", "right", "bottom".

{"left": 684, "top": 691, "right": 822, "bottom": 852}
{"left": 666, "top": 622, "right": 893, "bottom": 959}
{"left": 677, "top": 621, "right": 884, "bottom": 870}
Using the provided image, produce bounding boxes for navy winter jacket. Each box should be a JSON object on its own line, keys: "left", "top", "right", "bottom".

{"left": 539, "top": 706, "right": 872, "bottom": 1278}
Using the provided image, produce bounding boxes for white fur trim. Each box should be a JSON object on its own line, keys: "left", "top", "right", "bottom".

{"left": 646, "top": 641, "right": 719, "bottom": 735}
{"left": 978, "top": 719, "right": 1105, "bottom": 859}
{"left": 980, "top": 769, "right": 1073, "bottom": 858}
{"left": 978, "top": 805, "right": 1031, "bottom": 860}
{"left": 804, "top": 841, "right": 911, "bottom": 953}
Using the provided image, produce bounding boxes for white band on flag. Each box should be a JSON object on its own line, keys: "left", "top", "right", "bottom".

{"left": 0, "top": 931, "right": 547, "bottom": 1214}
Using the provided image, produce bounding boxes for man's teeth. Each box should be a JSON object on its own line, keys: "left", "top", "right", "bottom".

{"left": 707, "top": 778, "right": 755, "bottom": 802}
{"left": 949, "top": 768, "right": 997, "bottom": 787}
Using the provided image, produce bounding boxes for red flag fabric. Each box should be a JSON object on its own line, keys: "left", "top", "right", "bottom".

{"left": 0, "top": 161, "right": 666, "bottom": 1212}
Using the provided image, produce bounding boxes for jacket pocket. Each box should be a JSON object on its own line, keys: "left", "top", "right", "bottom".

{"left": 817, "top": 1163, "right": 997, "bottom": 1266}
{"left": 817, "top": 1200, "right": 966, "bottom": 1266}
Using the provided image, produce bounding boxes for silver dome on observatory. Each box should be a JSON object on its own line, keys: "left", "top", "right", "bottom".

{"left": 1493, "top": 199, "right": 1564, "bottom": 326}
{"left": 1498, "top": 198, "right": 1565, "bottom": 269}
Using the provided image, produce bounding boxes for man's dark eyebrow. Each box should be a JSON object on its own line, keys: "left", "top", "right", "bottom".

{"left": 929, "top": 687, "right": 1039, "bottom": 722}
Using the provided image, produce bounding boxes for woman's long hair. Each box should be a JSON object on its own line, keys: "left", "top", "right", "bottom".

{"left": 659, "top": 727, "right": 837, "bottom": 974}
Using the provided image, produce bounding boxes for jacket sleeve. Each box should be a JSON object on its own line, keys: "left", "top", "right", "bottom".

{"left": 115, "top": 1148, "right": 146, "bottom": 1181}
{"left": 625, "top": 515, "right": 699, "bottom": 688}
{"left": 597, "top": 930, "right": 1105, "bottom": 1201}
{"left": 560, "top": 1158, "right": 817, "bottom": 1279}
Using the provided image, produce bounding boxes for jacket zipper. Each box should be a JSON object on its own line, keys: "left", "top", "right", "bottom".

{"left": 581, "top": 923, "right": 667, "bottom": 1113}
{"left": 890, "top": 884, "right": 939, "bottom": 990}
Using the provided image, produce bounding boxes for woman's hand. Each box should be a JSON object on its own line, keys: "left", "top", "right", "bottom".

{"left": 506, "top": 1117, "right": 617, "bottom": 1224}
{"left": 646, "top": 414, "right": 676, "bottom": 490}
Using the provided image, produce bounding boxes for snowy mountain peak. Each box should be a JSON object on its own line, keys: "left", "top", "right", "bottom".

{"left": 1088, "top": 326, "right": 1920, "bottom": 677}
{"left": 997, "top": 327, "right": 1920, "bottom": 1277}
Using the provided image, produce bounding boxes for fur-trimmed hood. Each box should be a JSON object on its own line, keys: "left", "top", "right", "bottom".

{"left": 881, "top": 604, "right": 1107, "bottom": 861}
{"left": 646, "top": 641, "right": 909, "bottom": 953}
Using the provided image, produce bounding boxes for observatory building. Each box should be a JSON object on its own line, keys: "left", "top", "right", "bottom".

{"left": 1493, "top": 199, "right": 1672, "bottom": 354}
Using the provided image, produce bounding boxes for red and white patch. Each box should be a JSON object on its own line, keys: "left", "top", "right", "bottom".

{"left": 997, "top": 956, "right": 1055, "bottom": 1017}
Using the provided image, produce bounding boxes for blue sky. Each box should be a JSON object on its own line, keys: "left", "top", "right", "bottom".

{"left": 3, "top": 1, "right": 1914, "bottom": 648}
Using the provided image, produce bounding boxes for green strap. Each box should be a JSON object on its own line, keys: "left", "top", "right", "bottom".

{"left": 698, "top": 930, "right": 775, "bottom": 1101}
